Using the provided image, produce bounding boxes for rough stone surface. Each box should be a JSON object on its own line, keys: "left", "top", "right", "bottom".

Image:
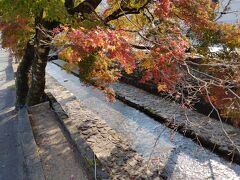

{"left": 52, "top": 59, "right": 240, "bottom": 164}
{"left": 46, "top": 75, "right": 161, "bottom": 179}
{"left": 46, "top": 62, "right": 240, "bottom": 179}
{"left": 112, "top": 82, "right": 240, "bottom": 163}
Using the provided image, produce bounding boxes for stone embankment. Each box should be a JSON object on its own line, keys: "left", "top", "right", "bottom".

{"left": 112, "top": 82, "right": 240, "bottom": 163}
{"left": 46, "top": 75, "right": 161, "bottom": 179}
{"left": 51, "top": 59, "right": 240, "bottom": 164}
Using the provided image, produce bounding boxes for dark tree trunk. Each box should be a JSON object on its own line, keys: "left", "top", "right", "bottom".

{"left": 27, "top": 27, "right": 50, "bottom": 106}
{"left": 15, "top": 41, "right": 35, "bottom": 107}
{"left": 15, "top": 0, "right": 104, "bottom": 107}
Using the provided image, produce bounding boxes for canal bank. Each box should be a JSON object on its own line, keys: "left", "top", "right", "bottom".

{"left": 46, "top": 61, "right": 240, "bottom": 179}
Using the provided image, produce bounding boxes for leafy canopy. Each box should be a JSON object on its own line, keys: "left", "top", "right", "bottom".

{"left": 0, "top": 0, "right": 240, "bottom": 124}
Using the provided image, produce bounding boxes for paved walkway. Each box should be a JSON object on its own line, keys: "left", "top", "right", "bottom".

{"left": 29, "top": 102, "right": 89, "bottom": 180}
{"left": 0, "top": 47, "right": 26, "bottom": 180}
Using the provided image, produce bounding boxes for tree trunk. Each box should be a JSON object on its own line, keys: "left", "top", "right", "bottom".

{"left": 27, "top": 28, "right": 50, "bottom": 106}
{"left": 15, "top": 41, "right": 35, "bottom": 107}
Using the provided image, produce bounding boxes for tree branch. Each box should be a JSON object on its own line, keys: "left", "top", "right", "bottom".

{"left": 65, "top": 0, "right": 102, "bottom": 15}
{"left": 130, "top": 44, "right": 151, "bottom": 50}
{"left": 105, "top": 0, "right": 151, "bottom": 22}
{"left": 64, "top": 0, "right": 74, "bottom": 10}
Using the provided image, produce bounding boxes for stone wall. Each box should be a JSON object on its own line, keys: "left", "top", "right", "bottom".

{"left": 46, "top": 74, "right": 162, "bottom": 179}
{"left": 51, "top": 59, "right": 240, "bottom": 164}
{"left": 112, "top": 82, "right": 240, "bottom": 164}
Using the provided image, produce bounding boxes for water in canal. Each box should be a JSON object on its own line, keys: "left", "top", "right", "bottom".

{"left": 47, "top": 62, "right": 240, "bottom": 179}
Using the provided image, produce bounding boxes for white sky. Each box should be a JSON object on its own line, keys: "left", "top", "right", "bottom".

{"left": 96, "top": 0, "right": 240, "bottom": 23}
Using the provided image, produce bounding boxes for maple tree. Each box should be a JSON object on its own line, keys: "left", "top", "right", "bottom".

{"left": 0, "top": 0, "right": 239, "bottom": 125}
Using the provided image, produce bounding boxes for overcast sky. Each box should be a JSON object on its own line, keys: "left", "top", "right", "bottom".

{"left": 97, "top": 0, "right": 240, "bottom": 23}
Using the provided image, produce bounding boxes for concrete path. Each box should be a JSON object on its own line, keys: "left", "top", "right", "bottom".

{"left": 29, "top": 102, "right": 89, "bottom": 180}
{"left": 0, "top": 48, "right": 26, "bottom": 180}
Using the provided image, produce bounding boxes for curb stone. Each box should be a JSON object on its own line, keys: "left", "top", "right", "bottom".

{"left": 18, "top": 107, "right": 45, "bottom": 180}
{"left": 51, "top": 59, "right": 240, "bottom": 164}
